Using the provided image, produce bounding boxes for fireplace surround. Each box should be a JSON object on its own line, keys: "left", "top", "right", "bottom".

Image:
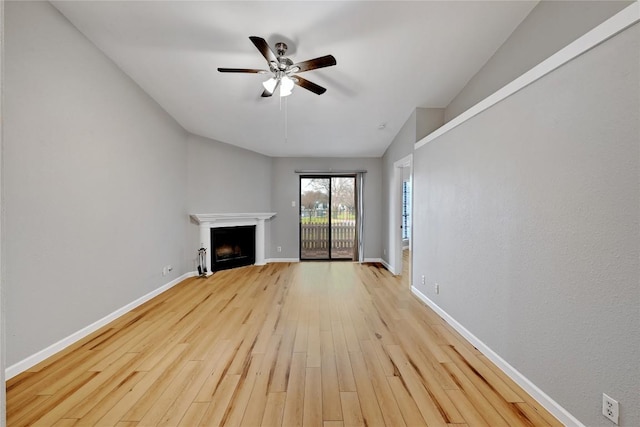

{"left": 190, "top": 213, "right": 276, "bottom": 275}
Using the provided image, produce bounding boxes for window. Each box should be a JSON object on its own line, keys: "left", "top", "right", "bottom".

{"left": 402, "top": 180, "right": 411, "bottom": 240}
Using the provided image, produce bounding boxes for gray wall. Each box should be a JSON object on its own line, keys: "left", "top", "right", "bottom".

{"left": 0, "top": 0, "right": 6, "bottom": 422}
{"left": 381, "top": 108, "right": 443, "bottom": 267}
{"left": 416, "top": 107, "right": 445, "bottom": 143}
{"left": 445, "top": 0, "right": 632, "bottom": 122}
{"left": 187, "top": 134, "right": 272, "bottom": 214}
{"left": 413, "top": 22, "right": 639, "bottom": 427}
{"left": 186, "top": 134, "right": 273, "bottom": 266}
{"left": 270, "top": 157, "right": 382, "bottom": 260}
{"left": 4, "top": 1, "right": 189, "bottom": 366}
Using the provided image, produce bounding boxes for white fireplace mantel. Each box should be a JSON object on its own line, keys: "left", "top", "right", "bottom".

{"left": 190, "top": 212, "right": 276, "bottom": 274}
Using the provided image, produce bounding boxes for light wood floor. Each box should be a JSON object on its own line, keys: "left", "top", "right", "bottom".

{"left": 6, "top": 262, "right": 561, "bottom": 426}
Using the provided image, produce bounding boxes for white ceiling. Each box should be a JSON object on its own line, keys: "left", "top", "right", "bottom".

{"left": 51, "top": 1, "right": 537, "bottom": 158}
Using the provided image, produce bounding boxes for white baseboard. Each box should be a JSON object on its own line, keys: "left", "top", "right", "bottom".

{"left": 5, "top": 271, "right": 197, "bottom": 380}
{"left": 265, "top": 258, "right": 300, "bottom": 263}
{"left": 410, "top": 286, "right": 584, "bottom": 427}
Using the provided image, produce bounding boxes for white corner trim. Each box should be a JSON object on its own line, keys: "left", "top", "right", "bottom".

{"left": 415, "top": 2, "right": 640, "bottom": 150}
{"left": 376, "top": 258, "right": 397, "bottom": 275}
{"left": 380, "top": 258, "right": 392, "bottom": 271}
{"left": 5, "top": 271, "right": 198, "bottom": 380}
{"left": 410, "top": 286, "right": 586, "bottom": 427}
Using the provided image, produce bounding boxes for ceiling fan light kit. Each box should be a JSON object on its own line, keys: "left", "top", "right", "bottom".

{"left": 218, "top": 36, "right": 336, "bottom": 98}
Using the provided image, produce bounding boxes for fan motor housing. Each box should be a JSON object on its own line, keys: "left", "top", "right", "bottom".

{"left": 275, "top": 42, "right": 288, "bottom": 56}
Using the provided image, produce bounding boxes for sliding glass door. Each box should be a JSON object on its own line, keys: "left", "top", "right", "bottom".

{"left": 300, "top": 176, "right": 356, "bottom": 260}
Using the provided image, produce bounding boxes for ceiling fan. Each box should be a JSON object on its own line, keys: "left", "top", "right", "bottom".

{"left": 218, "top": 36, "right": 337, "bottom": 98}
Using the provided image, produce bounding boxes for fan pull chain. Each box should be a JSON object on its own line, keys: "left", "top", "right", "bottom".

{"left": 284, "top": 96, "right": 288, "bottom": 143}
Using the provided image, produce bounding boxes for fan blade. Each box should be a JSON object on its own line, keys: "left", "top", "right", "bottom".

{"left": 292, "top": 55, "right": 336, "bottom": 73}
{"left": 249, "top": 36, "right": 278, "bottom": 64}
{"left": 293, "top": 76, "right": 327, "bottom": 95}
{"left": 218, "top": 68, "right": 267, "bottom": 73}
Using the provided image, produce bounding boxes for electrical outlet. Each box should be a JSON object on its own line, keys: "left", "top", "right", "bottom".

{"left": 162, "top": 266, "right": 168, "bottom": 276}
{"left": 435, "top": 283, "right": 440, "bottom": 294}
{"left": 602, "top": 393, "right": 619, "bottom": 424}
{"left": 277, "top": 246, "right": 282, "bottom": 252}
{"left": 421, "top": 275, "right": 425, "bottom": 285}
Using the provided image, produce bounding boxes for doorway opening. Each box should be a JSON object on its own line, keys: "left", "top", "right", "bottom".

{"left": 300, "top": 175, "right": 356, "bottom": 260}
{"left": 392, "top": 155, "right": 412, "bottom": 285}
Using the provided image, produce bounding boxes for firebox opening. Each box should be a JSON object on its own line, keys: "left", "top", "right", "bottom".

{"left": 211, "top": 225, "right": 256, "bottom": 271}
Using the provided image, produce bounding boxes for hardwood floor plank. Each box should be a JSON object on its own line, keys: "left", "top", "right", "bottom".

{"left": 338, "top": 304, "right": 361, "bottom": 354}
{"left": 348, "top": 350, "right": 385, "bottom": 426}
{"left": 157, "top": 341, "right": 230, "bottom": 424}
{"left": 293, "top": 308, "right": 310, "bottom": 354}
{"left": 386, "top": 345, "right": 448, "bottom": 427}
{"left": 436, "top": 325, "right": 523, "bottom": 402}
{"left": 320, "top": 331, "right": 342, "bottom": 422}
{"left": 359, "top": 340, "right": 406, "bottom": 427}
{"left": 7, "top": 263, "right": 560, "bottom": 427}
{"left": 445, "top": 389, "right": 492, "bottom": 427}
{"left": 514, "top": 403, "right": 556, "bottom": 427}
{"left": 306, "top": 304, "right": 322, "bottom": 368}
{"left": 194, "top": 336, "right": 242, "bottom": 402}
{"left": 387, "top": 376, "right": 428, "bottom": 427}
{"left": 240, "top": 334, "right": 282, "bottom": 425}
{"left": 94, "top": 343, "right": 190, "bottom": 425}
{"left": 442, "top": 345, "right": 539, "bottom": 426}
{"left": 87, "top": 320, "right": 154, "bottom": 372}
{"left": 121, "top": 352, "right": 195, "bottom": 422}
{"left": 219, "top": 353, "right": 264, "bottom": 427}
{"left": 441, "top": 362, "right": 511, "bottom": 427}
{"left": 269, "top": 321, "right": 298, "bottom": 393}
{"left": 339, "top": 392, "right": 364, "bottom": 427}
{"left": 138, "top": 360, "right": 202, "bottom": 425}
{"left": 51, "top": 418, "right": 78, "bottom": 427}
{"left": 177, "top": 402, "right": 209, "bottom": 427}
{"left": 75, "top": 370, "right": 146, "bottom": 425}
{"left": 9, "top": 346, "right": 99, "bottom": 401}
{"left": 8, "top": 394, "right": 54, "bottom": 427}
{"left": 282, "top": 352, "right": 307, "bottom": 427}
{"left": 31, "top": 352, "right": 141, "bottom": 426}
{"left": 303, "top": 367, "right": 322, "bottom": 427}
{"left": 391, "top": 330, "right": 464, "bottom": 422}
{"left": 198, "top": 374, "right": 241, "bottom": 426}
{"left": 260, "top": 392, "right": 287, "bottom": 427}
{"left": 318, "top": 295, "right": 332, "bottom": 333}
{"left": 331, "top": 321, "right": 356, "bottom": 392}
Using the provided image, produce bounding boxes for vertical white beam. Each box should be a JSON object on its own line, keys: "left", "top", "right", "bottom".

{"left": 199, "top": 223, "right": 212, "bottom": 275}
{"left": 255, "top": 219, "right": 266, "bottom": 265}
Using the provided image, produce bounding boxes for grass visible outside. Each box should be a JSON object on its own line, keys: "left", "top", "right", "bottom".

{"left": 300, "top": 214, "right": 355, "bottom": 224}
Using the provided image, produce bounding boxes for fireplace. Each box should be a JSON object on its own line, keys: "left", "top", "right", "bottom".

{"left": 211, "top": 225, "right": 255, "bottom": 271}
{"left": 190, "top": 213, "right": 276, "bottom": 276}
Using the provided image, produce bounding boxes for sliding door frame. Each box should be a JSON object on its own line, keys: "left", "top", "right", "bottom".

{"left": 299, "top": 174, "right": 356, "bottom": 261}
